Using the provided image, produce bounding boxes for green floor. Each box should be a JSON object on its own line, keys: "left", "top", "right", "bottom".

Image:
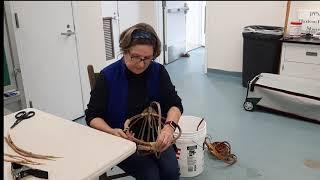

{"left": 76, "top": 47, "right": 320, "bottom": 180}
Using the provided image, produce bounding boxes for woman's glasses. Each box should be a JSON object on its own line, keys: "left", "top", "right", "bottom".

{"left": 129, "top": 52, "right": 154, "bottom": 64}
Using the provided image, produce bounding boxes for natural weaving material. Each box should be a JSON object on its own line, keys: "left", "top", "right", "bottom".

{"left": 4, "top": 133, "right": 61, "bottom": 165}
{"left": 204, "top": 137, "right": 237, "bottom": 165}
{"left": 4, "top": 153, "right": 42, "bottom": 165}
{"left": 124, "top": 101, "right": 182, "bottom": 158}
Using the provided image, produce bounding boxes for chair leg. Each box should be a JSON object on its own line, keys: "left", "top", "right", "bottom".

{"left": 99, "top": 172, "right": 130, "bottom": 180}
{"left": 107, "top": 172, "right": 130, "bottom": 179}
{"left": 99, "top": 172, "right": 112, "bottom": 180}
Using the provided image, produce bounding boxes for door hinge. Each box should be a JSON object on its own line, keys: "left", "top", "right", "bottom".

{"left": 162, "top": 1, "right": 166, "bottom": 9}
{"left": 14, "top": 13, "right": 20, "bottom": 28}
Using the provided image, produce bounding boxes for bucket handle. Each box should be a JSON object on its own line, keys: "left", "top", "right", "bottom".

{"left": 196, "top": 118, "right": 205, "bottom": 131}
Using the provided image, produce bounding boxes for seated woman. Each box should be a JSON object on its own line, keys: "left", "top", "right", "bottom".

{"left": 85, "top": 22, "right": 183, "bottom": 180}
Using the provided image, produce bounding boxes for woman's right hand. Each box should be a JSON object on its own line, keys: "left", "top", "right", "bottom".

{"left": 110, "top": 128, "right": 128, "bottom": 139}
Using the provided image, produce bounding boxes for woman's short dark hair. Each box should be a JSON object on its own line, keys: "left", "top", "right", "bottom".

{"left": 119, "top": 23, "right": 161, "bottom": 58}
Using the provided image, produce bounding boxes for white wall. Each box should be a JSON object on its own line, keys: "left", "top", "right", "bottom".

{"left": 118, "top": 1, "right": 141, "bottom": 32}
{"left": 139, "top": 1, "right": 157, "bottom": 28}
{"left": 206, "top": 1, "right": 287, "bottom": 72}
{"left": 72, "top": 1, "right": 109, "bottom": 110}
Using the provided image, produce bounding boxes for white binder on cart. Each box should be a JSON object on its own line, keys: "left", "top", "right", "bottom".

{"left": 243, "top": 73, "right": 320, "bottom": 122}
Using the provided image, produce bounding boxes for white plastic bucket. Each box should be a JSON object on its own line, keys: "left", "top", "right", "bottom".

{"left": 173, "top": 116, "right": 207, "bottom": 177}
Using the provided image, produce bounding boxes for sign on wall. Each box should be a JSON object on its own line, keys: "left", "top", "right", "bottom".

{"left": 298, "top": 10, "right": 320, "bottom": 34}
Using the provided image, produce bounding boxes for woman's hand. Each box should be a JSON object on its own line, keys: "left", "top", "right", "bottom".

{"left": 156, "top": 125, "right": 174, "bottom": 152}
{"left": 110, "top": 128, "right": 128, "bottom": 139}
{"left": 125, "top": 130, "right": 135, "bottom": 141}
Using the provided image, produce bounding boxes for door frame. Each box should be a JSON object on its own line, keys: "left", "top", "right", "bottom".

{"left": 154, "top": 1, "right": 207, "bottom": 73}
{"left": 4, "top": 15, "right": 17, "bottom": 92}
{"left": 4, "top": 1, "right": 28, "bottom": 108}
{"left": 154, "top": 1, "right": 165, "bottom": 65}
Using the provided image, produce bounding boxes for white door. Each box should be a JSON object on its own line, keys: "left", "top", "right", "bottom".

{"left": 163, "top": 1, "right": 189, "bottom": 64}
{"left": 186, "top": 1, "right": 205, "bottom": 52}
{"left": 11, "top": 1, "right": 84, "bottom": 120}
{"left": 101, "top": 1, "right": 121, "bottom": 61}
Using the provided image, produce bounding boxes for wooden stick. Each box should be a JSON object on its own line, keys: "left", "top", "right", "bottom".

{"left": 284, "top": 1, "right": 292, "bottom": 35}
{"left": 4, "top": 158, "right": 41, "bottom": 165}
{"left": 4, "top": 153, "right": 42, "bottom": 165}
{"left": 5, "top": 134, "right": 62, "bottom": 160}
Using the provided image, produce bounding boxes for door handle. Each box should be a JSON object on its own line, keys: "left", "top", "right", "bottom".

{"left": 306, "top": 52, "right": 317, "bottom": 57}
{"left": 61, "top": 29, "right": 75, "bottom": 37}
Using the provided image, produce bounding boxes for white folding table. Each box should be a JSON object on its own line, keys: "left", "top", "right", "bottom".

{"left": 3, "top": 108, "right": 136, "bottom": 179}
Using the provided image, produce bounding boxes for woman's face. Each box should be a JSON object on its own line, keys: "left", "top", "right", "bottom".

{"left": 124, "top": 44, "right": 154, "bottom": 74}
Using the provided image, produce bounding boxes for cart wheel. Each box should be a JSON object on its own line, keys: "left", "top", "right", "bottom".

{"left": 243, "top": 101, "right": 254, "bottom": 111}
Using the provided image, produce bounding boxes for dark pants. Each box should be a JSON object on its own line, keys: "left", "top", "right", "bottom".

{"left": 118, "top": 146, "right": 180, "bottom": 180}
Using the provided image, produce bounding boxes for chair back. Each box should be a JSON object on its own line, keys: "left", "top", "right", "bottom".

{"left": 87, "top": 65, "right": 100, "bottom": 90}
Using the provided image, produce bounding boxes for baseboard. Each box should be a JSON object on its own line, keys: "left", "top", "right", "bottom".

{"left": 207, "top": 68, "right": 242, "bottom": 78}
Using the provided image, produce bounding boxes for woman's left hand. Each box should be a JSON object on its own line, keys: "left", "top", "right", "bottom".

{"left": 156, "top": 125, "right": 174, "bottom": 152}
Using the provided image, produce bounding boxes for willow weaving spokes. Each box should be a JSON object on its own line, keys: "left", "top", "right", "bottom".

{"left": 4, "top": 133, "right": 62, "bottom": 165}
{"left": 124, "top": 101, "right": 181, "bottom": 158}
